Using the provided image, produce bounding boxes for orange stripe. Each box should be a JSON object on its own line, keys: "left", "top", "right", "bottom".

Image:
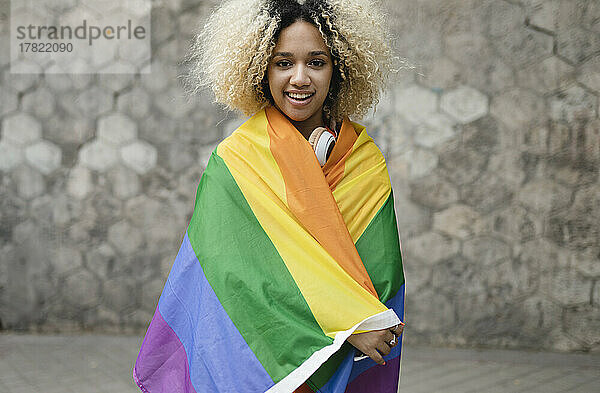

{"left": 322, "top": 118, "right": 358, "bottom": 191}
{"left": 265, "top": 105, "right": 378, "bottom": 299}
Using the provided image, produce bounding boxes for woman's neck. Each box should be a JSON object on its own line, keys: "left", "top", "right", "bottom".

{"left": 291, "top": 119, "right": 324, "bottom": 140}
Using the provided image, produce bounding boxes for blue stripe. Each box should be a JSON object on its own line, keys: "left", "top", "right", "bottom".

{"left": 158, "top": 232, "right": 274, "bottom": 392}
{"left": 319, "top": 284, "right": 405, "bottom": 392}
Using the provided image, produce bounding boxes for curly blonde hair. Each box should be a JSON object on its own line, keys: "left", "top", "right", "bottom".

{"left": 183, "top": 0, "right": 401, "bottom": 121}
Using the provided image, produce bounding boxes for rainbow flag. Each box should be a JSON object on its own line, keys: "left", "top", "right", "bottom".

{"left": 134, "top": 106, "right": 405, "bottom": 393}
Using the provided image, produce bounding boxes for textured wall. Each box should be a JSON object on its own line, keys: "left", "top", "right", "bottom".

{"left": 382, "top": 0, "right": 600, "bottom": 352}
{"left": 1, "top": 0, "right": 599, "bottom": 352}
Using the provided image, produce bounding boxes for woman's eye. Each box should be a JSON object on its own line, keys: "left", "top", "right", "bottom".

{"left": 276, "top": 60, "right": 292, "bottom": 67}
{"left": 310, "top": 59, "right": 325, "bottom": 67}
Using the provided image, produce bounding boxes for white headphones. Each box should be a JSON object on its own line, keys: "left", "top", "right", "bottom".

{"left": 308, "top": 127, "right": 336, "bottom": 166}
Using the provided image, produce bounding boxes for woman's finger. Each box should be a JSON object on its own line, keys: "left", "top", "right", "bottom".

{"left": 384, "top": 331, "right": 397, "bottom": 347}
{"left": 390, "top": 323, "right": 404, "bottom": 336}
{"left": 376, "top": 340, "right": 392, "bottom": 356}
{"left": 365, "top": 348, "right": 386, "bottom": 366}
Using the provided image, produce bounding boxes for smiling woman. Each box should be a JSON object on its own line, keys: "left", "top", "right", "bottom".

{"left": 184, "top": 0, "right": 397, "bottom": 123}
{"left": 266, "top": 21, "right": 333, "bottom": 138}
{"left": 135, "top": 1, "right": 406, "bottom": 393}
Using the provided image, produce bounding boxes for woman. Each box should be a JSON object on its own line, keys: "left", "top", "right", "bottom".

{"left": 134, "top": 1, "right": 405, "bottom": 392}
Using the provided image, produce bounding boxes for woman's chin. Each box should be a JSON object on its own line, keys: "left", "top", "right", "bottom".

{"left": 276, "top": 105, "right": 320, "bottom": 124}
{"left": 287, "top": 113, "right": 311, "bottom": 123}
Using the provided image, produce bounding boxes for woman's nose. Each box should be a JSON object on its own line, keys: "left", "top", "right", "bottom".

{"left": 290, "top": 65, "right": 310, "bottom": 86}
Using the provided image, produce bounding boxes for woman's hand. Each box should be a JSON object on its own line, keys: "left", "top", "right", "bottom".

{"left": 346, "top": 324, "right": 404, "bottom": 365}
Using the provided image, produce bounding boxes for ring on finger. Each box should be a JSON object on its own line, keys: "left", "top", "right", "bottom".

{"left": 388, "top": 336, "right": 396, "bottom": 346}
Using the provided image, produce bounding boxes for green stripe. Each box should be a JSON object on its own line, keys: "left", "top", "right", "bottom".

{"left": 307, "top": 342, "right": 353, "bottom": 390}
{"left": 187, "top": 151, "right": 331, "bottom": 382}
{"left": 308, "top": 190, "right": 405, "bottom": 388}
{"left": 357, "top": 189, "right": 405, "bottom": 303}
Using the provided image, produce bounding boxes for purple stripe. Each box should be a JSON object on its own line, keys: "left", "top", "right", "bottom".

{"left": 135, "top": 232, "right": 273, "bottom": 392}
{"left": 134, "top": 308, "right": 197, "bottom": 393}
{"left": 344, "top": 355, "right": 400, "bottom": 393}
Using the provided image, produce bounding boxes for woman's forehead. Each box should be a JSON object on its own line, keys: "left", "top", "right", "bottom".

{"left": 273, "top": 20, "right": 330, "bottom": 54}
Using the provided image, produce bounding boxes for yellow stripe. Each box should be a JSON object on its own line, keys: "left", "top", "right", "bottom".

{"left": 333, "top": 124, "right": 392, "bottom": 243}
{"left": 217, "top": 111, "right": 288, "bottom": 204}
{"left": 217, "top": 111, "right": 387, "bottom": 338}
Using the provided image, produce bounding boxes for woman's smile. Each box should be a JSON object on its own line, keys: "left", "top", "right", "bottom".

{"left": 285, "top": 90, "right": 315, "bottom": 105}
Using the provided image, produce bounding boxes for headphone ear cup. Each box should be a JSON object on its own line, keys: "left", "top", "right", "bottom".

{"left": 309, "top": 127, "right": 327, "bottom": 148}
{"left": 309, "top": 127, "right": 336, "bottom": 166}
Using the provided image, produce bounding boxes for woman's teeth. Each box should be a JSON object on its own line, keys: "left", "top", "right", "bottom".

{"left": 286, "top": 92, "right": 314, "bottom": 100}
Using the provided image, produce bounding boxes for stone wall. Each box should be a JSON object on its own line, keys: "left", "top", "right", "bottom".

{"left": 0, "top": 0, "right": 599, "bottom": 352}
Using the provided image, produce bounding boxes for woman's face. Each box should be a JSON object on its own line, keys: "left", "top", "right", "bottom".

{"left": 267, "top": 20, "right": 333, "bottom": 132}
